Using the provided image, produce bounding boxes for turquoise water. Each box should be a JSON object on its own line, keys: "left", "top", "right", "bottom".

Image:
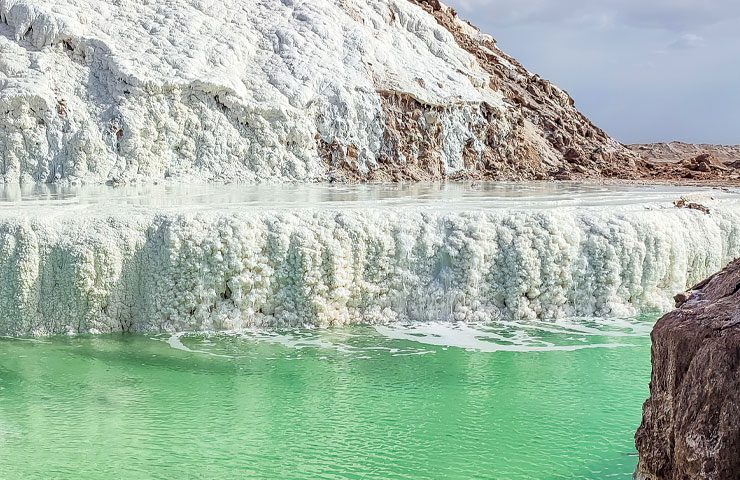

{"left": 0, "top": 319, "right": 652, "bottom": 479}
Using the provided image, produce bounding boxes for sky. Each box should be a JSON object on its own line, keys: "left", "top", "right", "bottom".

{"left": 445, "top": 0, "right": 740, "bottom": 145}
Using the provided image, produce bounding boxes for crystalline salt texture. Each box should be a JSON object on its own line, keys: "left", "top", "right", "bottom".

{"left": 0, "top": 197, "right": 737, "bottom": 336}
{"left": 0, "top": 0, "right": 507, "bottom": 184}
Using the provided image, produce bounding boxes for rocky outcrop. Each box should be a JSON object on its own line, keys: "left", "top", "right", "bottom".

{"left": 407, "top": 0, "right": 638, "bottom": 180}
{"left": 631, "top": 142, "right": 740, "bottom": 184}
{"left": 635, "top": 258, "right": 740, "bottom": 480}
{"left": 631, "top": 142, "right": 740, "bottom": 165}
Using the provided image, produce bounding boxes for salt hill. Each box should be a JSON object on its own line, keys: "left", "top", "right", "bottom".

{"left": 1, "top": 0, "right": 636, "bottom": 185}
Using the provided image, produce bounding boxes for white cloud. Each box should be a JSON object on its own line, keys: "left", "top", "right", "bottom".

{"left": 668, "top": 33, "right": 705, "bottom": 50}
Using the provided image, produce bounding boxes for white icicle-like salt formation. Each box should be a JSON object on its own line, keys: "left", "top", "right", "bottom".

{"left": 0, "top": 185, "right": 738, "bottom": 336}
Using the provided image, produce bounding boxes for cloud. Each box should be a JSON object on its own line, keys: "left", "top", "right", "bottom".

{"left": 448, "top": 0, "right": 740, "bottom": 32}
{"left": 668, "top": 33, "right": 705, "bottom": 50}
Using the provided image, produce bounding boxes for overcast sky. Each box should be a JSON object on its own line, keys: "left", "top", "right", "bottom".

{"left": 446, "top": 0, "right": 740, "bottom": 145}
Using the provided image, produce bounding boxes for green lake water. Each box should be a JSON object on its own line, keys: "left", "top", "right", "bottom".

{"left": 0, "top": 318, "right": 653, "bottom": 479}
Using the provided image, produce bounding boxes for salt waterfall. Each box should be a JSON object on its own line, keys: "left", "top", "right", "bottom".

{"left": 0, "top": 184, "right": 737, "bottom": 336}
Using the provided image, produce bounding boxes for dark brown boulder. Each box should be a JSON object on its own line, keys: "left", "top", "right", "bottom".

{"left": 635, "top": 259, "right": 740, "bottom": 480}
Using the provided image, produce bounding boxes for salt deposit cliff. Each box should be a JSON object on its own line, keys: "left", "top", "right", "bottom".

{"left": 635, "top": 258, "right": 740, "bottom": 480}
{"left": 0, "top": 0, "right": 635, "bottom": 185}
{"left": 0, "top": 186, "right": 738, "bottom": 336}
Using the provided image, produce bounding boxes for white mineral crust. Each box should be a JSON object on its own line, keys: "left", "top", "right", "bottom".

{"left": 0, "top": 0, "right": 509, "bottom": 184}
{"left": 0, "top": 189, "right": 737, "bottom": 336}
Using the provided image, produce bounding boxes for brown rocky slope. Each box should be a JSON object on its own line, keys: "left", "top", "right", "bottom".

{"left": 366, "top": 0, "right": 640, "bottom": 182}
{"left": 385, "top": 1, "right": 739, "bottom": 184}
{"left": 635, "top": 258, "right": 740, "bottom": 480}
{"left": 631, "top": 142, "right": 740, "bottom": 184}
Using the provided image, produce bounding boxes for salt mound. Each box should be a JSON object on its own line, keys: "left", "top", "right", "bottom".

{"left": 0, "top": 0, "right": 634, "bottom": 185}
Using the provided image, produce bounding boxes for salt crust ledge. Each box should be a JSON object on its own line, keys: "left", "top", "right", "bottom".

{"left": 0, "top": 205, "right": 738, "bottom": 336}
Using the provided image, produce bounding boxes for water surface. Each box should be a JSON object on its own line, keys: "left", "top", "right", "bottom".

{"left": 0, "top": 317, "right": 652, "bottom": 479}
{"left": 0, "top": 182, "right": 734, "bottom": 213}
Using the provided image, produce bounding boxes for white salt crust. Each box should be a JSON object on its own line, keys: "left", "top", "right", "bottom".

{"left": 0, "top": 198, "right": 738, "bottom": 336}
{"left": 0, "top": 0, "right": 509, "bottom": 184}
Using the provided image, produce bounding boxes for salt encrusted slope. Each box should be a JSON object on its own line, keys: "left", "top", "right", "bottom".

{"left": 405, "top": 0, "right": 636, "bottom": 180}
{"left": 0, "top": 0, "right": 635, "bottom": 185}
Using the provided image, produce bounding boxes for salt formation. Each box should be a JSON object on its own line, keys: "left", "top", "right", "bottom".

{"left": 0, "top": 0, "right": 736, "bottom": 337}
{"left": 0, "top": 190, "right": 738, "bottom": 336}
{"left": 0, "top": 0, "right": 634, "bottom": 185}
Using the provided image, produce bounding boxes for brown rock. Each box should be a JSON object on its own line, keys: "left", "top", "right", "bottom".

{"left": 673, "top": 291, "right": 692, "bottom": 308}
{"left": 686, "top": 153, "right": 729, "bottom": 173}
{"left": 694, "top": 161, "right": 711, "bottom": 172}
{"left": 635, "top": 258, "right": 740, "bottom": 480}
{"left": 674, "top": 197, "right": 711, "bottom": 215}
{"left": 629, "top": 142, "right": 740, "bottom": 185}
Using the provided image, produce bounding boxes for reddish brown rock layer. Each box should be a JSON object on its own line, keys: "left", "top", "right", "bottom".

{"left": 635, "top": 259, "right": 740, "bottom": 480}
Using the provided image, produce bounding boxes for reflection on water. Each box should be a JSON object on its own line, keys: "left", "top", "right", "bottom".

{"left": 0, "top": 181, "right": 733, "bottom": 212}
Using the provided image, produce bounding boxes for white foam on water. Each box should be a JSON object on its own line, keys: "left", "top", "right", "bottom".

{"left": 162, "top": 328, "right": 435, "bottom": 358}
{"left": 374, "top": 320, "right": 639, "bottom": 353}
{"left": 502, "top": 316, "right": 655, "bottom": 338}
{"left": 160, "top": 314, "right": 651, "bottom": 359}
{"left": 166, "top": 332, "right": 240, "bottom": 359}
{"left": 244, "top": 330, "right": 351, "bottom": 352}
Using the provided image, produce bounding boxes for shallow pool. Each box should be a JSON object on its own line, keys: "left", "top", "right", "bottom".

{"left": 0, "top": 317, "right": 653, "bottom": 479}
{"left": 0, "top": 181, "right": 734, "bottom": 213}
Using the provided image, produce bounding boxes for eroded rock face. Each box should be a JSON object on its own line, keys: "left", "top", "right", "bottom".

{"left": 635, "top": 258, "right": 740, "bottom": 480}
{"left": 407, "top": 0, "right": 638, "bottom": 180}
